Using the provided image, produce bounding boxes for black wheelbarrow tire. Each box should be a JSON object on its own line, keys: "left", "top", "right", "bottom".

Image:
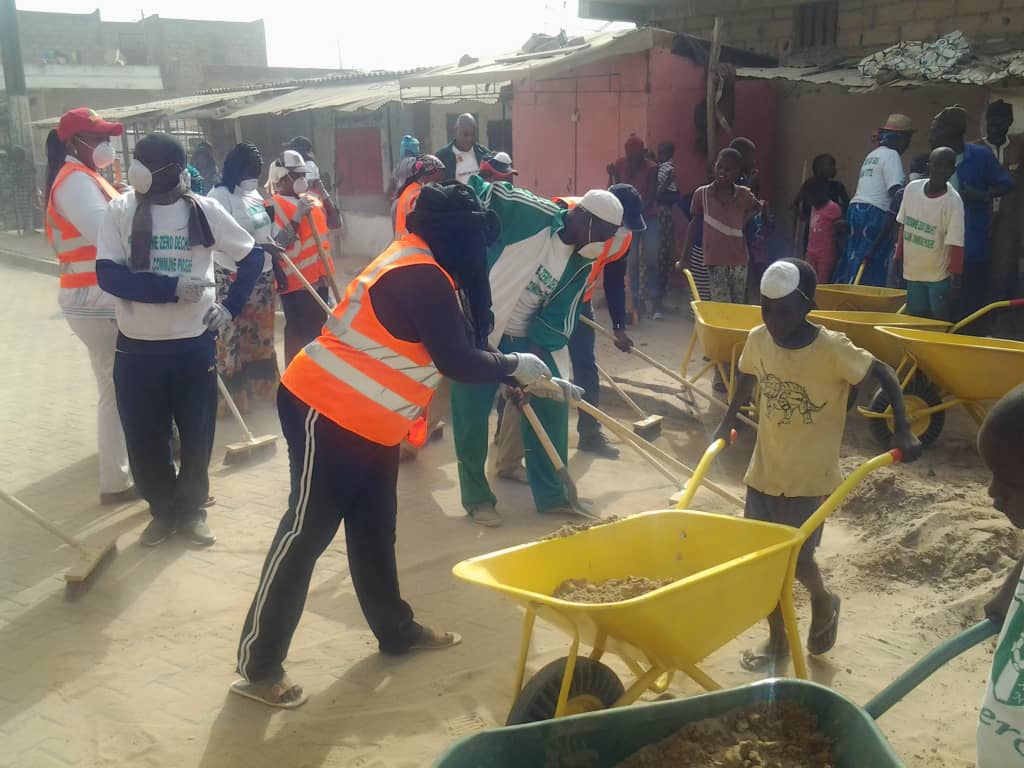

{"left": 506, "top": 657, "right": 625, "bottom": 725}
{"left": 868, "top": 376, "right": 945, "bottom": 449}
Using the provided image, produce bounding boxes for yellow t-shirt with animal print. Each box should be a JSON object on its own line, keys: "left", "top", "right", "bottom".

{"left": 738, "top": 324, "right": 874, "bottom": 498}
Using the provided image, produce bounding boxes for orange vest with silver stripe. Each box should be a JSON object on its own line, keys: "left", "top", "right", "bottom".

{"left": 552, "top": 196, "right": 631, "bottom": 303}
{"left": 272, "top": 194, "right": 333, "bottom": 294}
{"left": 46, "top": 163, "right": 119, "bottom": 289}
{"left": 393, "top": 182, "right": 421, "bottom": 238}
{"left": 281, "top": 234, "right": 455, "bottom": 446}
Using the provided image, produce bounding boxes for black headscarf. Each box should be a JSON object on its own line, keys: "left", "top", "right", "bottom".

{"left": 407, "top": 182, "right": 500, "bottom": 349}
{"left": 219, "top": 142, "right": 263, "bottom": 193}
{"left": 130, "top": 133, "right": 214, "bottom": 272}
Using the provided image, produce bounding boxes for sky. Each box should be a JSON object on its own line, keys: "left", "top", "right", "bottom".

{"left": 18, "top": 0, "right": 633, "bottom": 71}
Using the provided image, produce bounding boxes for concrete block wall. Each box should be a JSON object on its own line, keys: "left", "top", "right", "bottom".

{"left": 652, "top": 0, "right": 1024, "bottom": 61}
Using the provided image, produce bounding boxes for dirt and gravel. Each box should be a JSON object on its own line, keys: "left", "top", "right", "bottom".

{"left": 553, "top": 576, "right": 675, "bottom": 603}
{"left": 615, "top": 701, "right": 834, "bottom": 768}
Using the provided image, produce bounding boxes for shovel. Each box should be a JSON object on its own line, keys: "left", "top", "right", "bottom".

{"left": 520, "top": 401, "right": 598, "bottom": 520}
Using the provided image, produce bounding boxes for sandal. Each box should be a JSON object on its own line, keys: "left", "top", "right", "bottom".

{"left": 409, "top": 626, "right": 462, "bottom": 652}
{"left": 230, "top": 675, "right": 308, "bottom": 709}
{"left": 807, "top": 595, "right": 842, "bottom": 656}
{"left": 740, "top": 644, "right": 790, "bottom": 673}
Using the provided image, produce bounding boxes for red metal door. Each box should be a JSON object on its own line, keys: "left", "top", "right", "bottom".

{"left": 335, "top": 125, "right": 383, "bottom": 195}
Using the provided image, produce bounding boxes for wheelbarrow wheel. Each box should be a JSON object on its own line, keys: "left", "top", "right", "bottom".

{"left": 868, "top": 377, "right": 944, "bottom": 449}
{"left": 506, "top": 657, "right": 625, "bottom": 725}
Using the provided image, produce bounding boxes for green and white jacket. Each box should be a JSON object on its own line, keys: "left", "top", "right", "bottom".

{"left": 467, "top": 175, "right": 593, "bottom": 355}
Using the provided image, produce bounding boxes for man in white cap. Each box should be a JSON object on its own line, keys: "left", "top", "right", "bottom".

{"left": 451, "top": 176, "right": 622, "bottom": 526}
{"left": 713, "top": 257, "right": 921, "bottom": 670}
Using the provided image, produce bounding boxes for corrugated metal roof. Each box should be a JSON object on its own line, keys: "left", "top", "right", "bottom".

{"left": 31, "top": 87, "right": 294, "bottom": 127}
{"left": 735, "top": 66, "right": 874, "bottom": 88}
{"left": 0, "top": 63, "right": 164, "bottom": 91}
{"left": 220, "top": 80, "right": 501, "bottom": 119}
{"left": 400, "top": 26, "right": 669, "bottom": 87}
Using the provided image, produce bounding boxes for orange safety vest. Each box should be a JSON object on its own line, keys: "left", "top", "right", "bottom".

{"left": 281, "top": 234, "right": 455, "bottom": 446}
{"left": 46, "top": 163, "right": 119, "bottom": 289}
{"left": 552, "top": 196, "right": 630, "bottom": 303}
{"left": 394, "top": 182, "right": 421, "bottom": 238}
{"left": 272, "top": 195, "right": 334, "bottom": 294}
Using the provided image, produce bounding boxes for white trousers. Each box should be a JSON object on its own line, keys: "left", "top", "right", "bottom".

{"left": 66, "top": 316, "right": 132, "bottom": 493}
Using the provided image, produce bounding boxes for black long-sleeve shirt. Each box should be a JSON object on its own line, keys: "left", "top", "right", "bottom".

{"left": 370, "top": 264, "right": 515, "bottom": 383}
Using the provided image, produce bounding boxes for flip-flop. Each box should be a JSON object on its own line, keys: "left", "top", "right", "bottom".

{"left": 409, "top": 628, "right": 462, "bottom": 652}
{"left": 229, "top": 676, "right": 308, "bottom": 709}
{"left": 740, "top": 646, "right": 789, "bottom": 673}
{"left": 807, "top": 595, "right": 842, "bottom": 656}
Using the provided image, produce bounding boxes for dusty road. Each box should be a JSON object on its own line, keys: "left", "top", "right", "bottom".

{"left": 0, "top": 258, "right": 1010, "bottom": 767}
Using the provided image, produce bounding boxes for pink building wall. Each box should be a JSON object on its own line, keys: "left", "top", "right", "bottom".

{"left": 511, "top": 45, "right": 777, "bottom": 205}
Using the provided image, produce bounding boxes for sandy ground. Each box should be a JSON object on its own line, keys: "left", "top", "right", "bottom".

{"left": 0, "top": 260, "right": 1014, "bottom": 767}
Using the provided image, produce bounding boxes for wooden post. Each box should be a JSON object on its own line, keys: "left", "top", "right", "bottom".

{"left": 706, "top": 17, "right": 723, "bottom": 162}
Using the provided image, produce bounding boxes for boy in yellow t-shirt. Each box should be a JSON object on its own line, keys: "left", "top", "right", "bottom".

{"left": 714, "top": 258, "right": 921, "bottom": 671}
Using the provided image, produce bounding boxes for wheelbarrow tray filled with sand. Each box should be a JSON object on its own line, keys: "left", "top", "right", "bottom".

{"left": 814, "top": 284, "right": 907, "bottom": 312}
{"left": 434, "top": 614, "right": 998, "bottom": 767}
{"left": 434, "top": 678, "right": 901, "bottom": 767}
{"left": 451, "top": 452, "right": 898, "bottom": 726}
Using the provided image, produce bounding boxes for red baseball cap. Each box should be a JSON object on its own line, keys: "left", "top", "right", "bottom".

{"left": 57, "top": 108, "right": 124, "bottom": 142}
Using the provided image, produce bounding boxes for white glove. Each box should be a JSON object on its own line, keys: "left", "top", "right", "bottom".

{"left": 293, "top": 195, "right": 315, "bottom": 222}
{"left": 175, "top": 275, "right": 215, "bottom": 303}
{"left": 533, "top": 377, "right": 585, "bottom": 403}
{"left": 509, "top": 352, "right": 552, "bottom": 387}
{"left": 202, "top": 303, "right": 233, "bottom": 332}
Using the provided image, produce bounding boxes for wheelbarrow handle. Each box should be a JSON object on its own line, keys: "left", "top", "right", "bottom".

{"left": 950, "top": 298, "right": 1024, "bottom": 334}
{"left": 864, "top": 618, "right": 1000, "bottom": 719}
{"left": 797, "top": 449, "right": 902, "bottom": 540}
{"left": 675, "top": 429, "right": 737, "bottom": 510}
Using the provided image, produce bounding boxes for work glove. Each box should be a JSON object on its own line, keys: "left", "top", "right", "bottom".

{"left": 532, "top": 377, "right": 585, "bottom": 403}
{"left": 202, "top": 303, "right": 233, "bottom": 333}
{"left": 508, "top": 352, "right": 552, "bottom": 387}
{"left": 293, "top": 195, "right": 315, "bottom": 223}
{"left": 175, "top": 275, "right": 215, "bottom": 303}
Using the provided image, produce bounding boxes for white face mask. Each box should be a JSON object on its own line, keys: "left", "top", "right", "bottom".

{"left": 579, "top": 242, "right": 606, "bottom": 260}
{"left": 91, "top": 141, "right": 115, "bottom": 170}
{"left": 127, "top": 160, "right": 153, "bottom": 193}
{"left": 291, "top": 176, "right": 309, "bottom": 195}
{"left": 239, "top": 178, "right": 259, "bottom": 193}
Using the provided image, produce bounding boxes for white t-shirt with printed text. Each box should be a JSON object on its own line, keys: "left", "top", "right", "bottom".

{"left": 97, "top": 193, "right": 255, "bottom": 341}
{"left": 454, "top": 147, "right": 479, "bottom": 184}
{"left": 896, "top": 179, "right": 965, "bottom": 283}
{"left": 851, "top": 146, "right": 906, "bottom": 211}
{"left": 503, "top": 232, "right": 574, "bottom": 337}
{"left": 207, "top": 185, "right": 273, "bottom": 272}
{"left": 979, "top": 573, "right": 1024, "bottom": 767}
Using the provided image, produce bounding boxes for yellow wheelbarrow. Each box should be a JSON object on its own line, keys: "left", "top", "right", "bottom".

{"left": 808, "top": 311, "right": 950, "bottom": 367}
{"left": 862, "top": 299, "right": 1024, "bottom": 448}
{"left": 815, "top": 262, "right": 908, "bottom": 313}
{"left": 452, "top": 441, "right": 903, "bottom": 724}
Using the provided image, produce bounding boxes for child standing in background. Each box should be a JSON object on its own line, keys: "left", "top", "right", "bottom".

{"left": 895, "top": 147, "right": 965, "bottom": 320}
{"left": 804, "top": 179, "right": 848, "bottom": 284}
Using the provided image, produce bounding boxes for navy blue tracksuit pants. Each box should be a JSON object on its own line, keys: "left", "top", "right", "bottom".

{"left": 113, "top": 331, "right": 217, "bottom": 523}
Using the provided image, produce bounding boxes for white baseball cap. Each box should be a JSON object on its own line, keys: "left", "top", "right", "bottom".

{"left": 281, "top": 150, "right": 307, "bottom": 171}
{"left": 578, "top": 189, "right": 623, "bottom": 226}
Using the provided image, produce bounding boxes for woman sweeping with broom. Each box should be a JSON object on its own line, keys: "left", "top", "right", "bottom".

{"left": 232, "top": 182, "right": 558, "bottom": 708}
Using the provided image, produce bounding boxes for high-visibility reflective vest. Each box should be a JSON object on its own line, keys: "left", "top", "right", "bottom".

{"left": 46, "top": 163, "right": 119, "bottom": 289}
{"left": 272, "top": 195, "right": 333, "bottom": 294}
{"left": 281, "top": 234, "right": 455, "bottom": 446}
{"left": 551, "top": 196, "right": 631, "bottom": 303}
{"left": 394, "top": 182, "right": 421, "bottom": 237}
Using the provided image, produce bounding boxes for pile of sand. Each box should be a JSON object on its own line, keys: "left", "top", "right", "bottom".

{"left": 542, "top": 515, "right": 622, "bottom": 540}
{"left": 553, "top": 576, "right": 673, "bottom": 603}
{"left": 615, "top": 701, "right": 834, "bottom": 768}
{"left": 838, "top": 468, "right": 1021, "bottom": 593}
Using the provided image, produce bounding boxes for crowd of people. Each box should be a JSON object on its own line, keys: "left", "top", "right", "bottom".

{"left": 37, "top": 104, "right": 1024, "bottom": 766}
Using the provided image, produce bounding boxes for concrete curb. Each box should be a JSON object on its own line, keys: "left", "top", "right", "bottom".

{"left": 0, "top": 246, "right": 59, "bottom": 276}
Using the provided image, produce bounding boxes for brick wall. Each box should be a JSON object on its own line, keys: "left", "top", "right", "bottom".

{"left": 651, "top": 0, "right": 1024, "bottom": 61}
